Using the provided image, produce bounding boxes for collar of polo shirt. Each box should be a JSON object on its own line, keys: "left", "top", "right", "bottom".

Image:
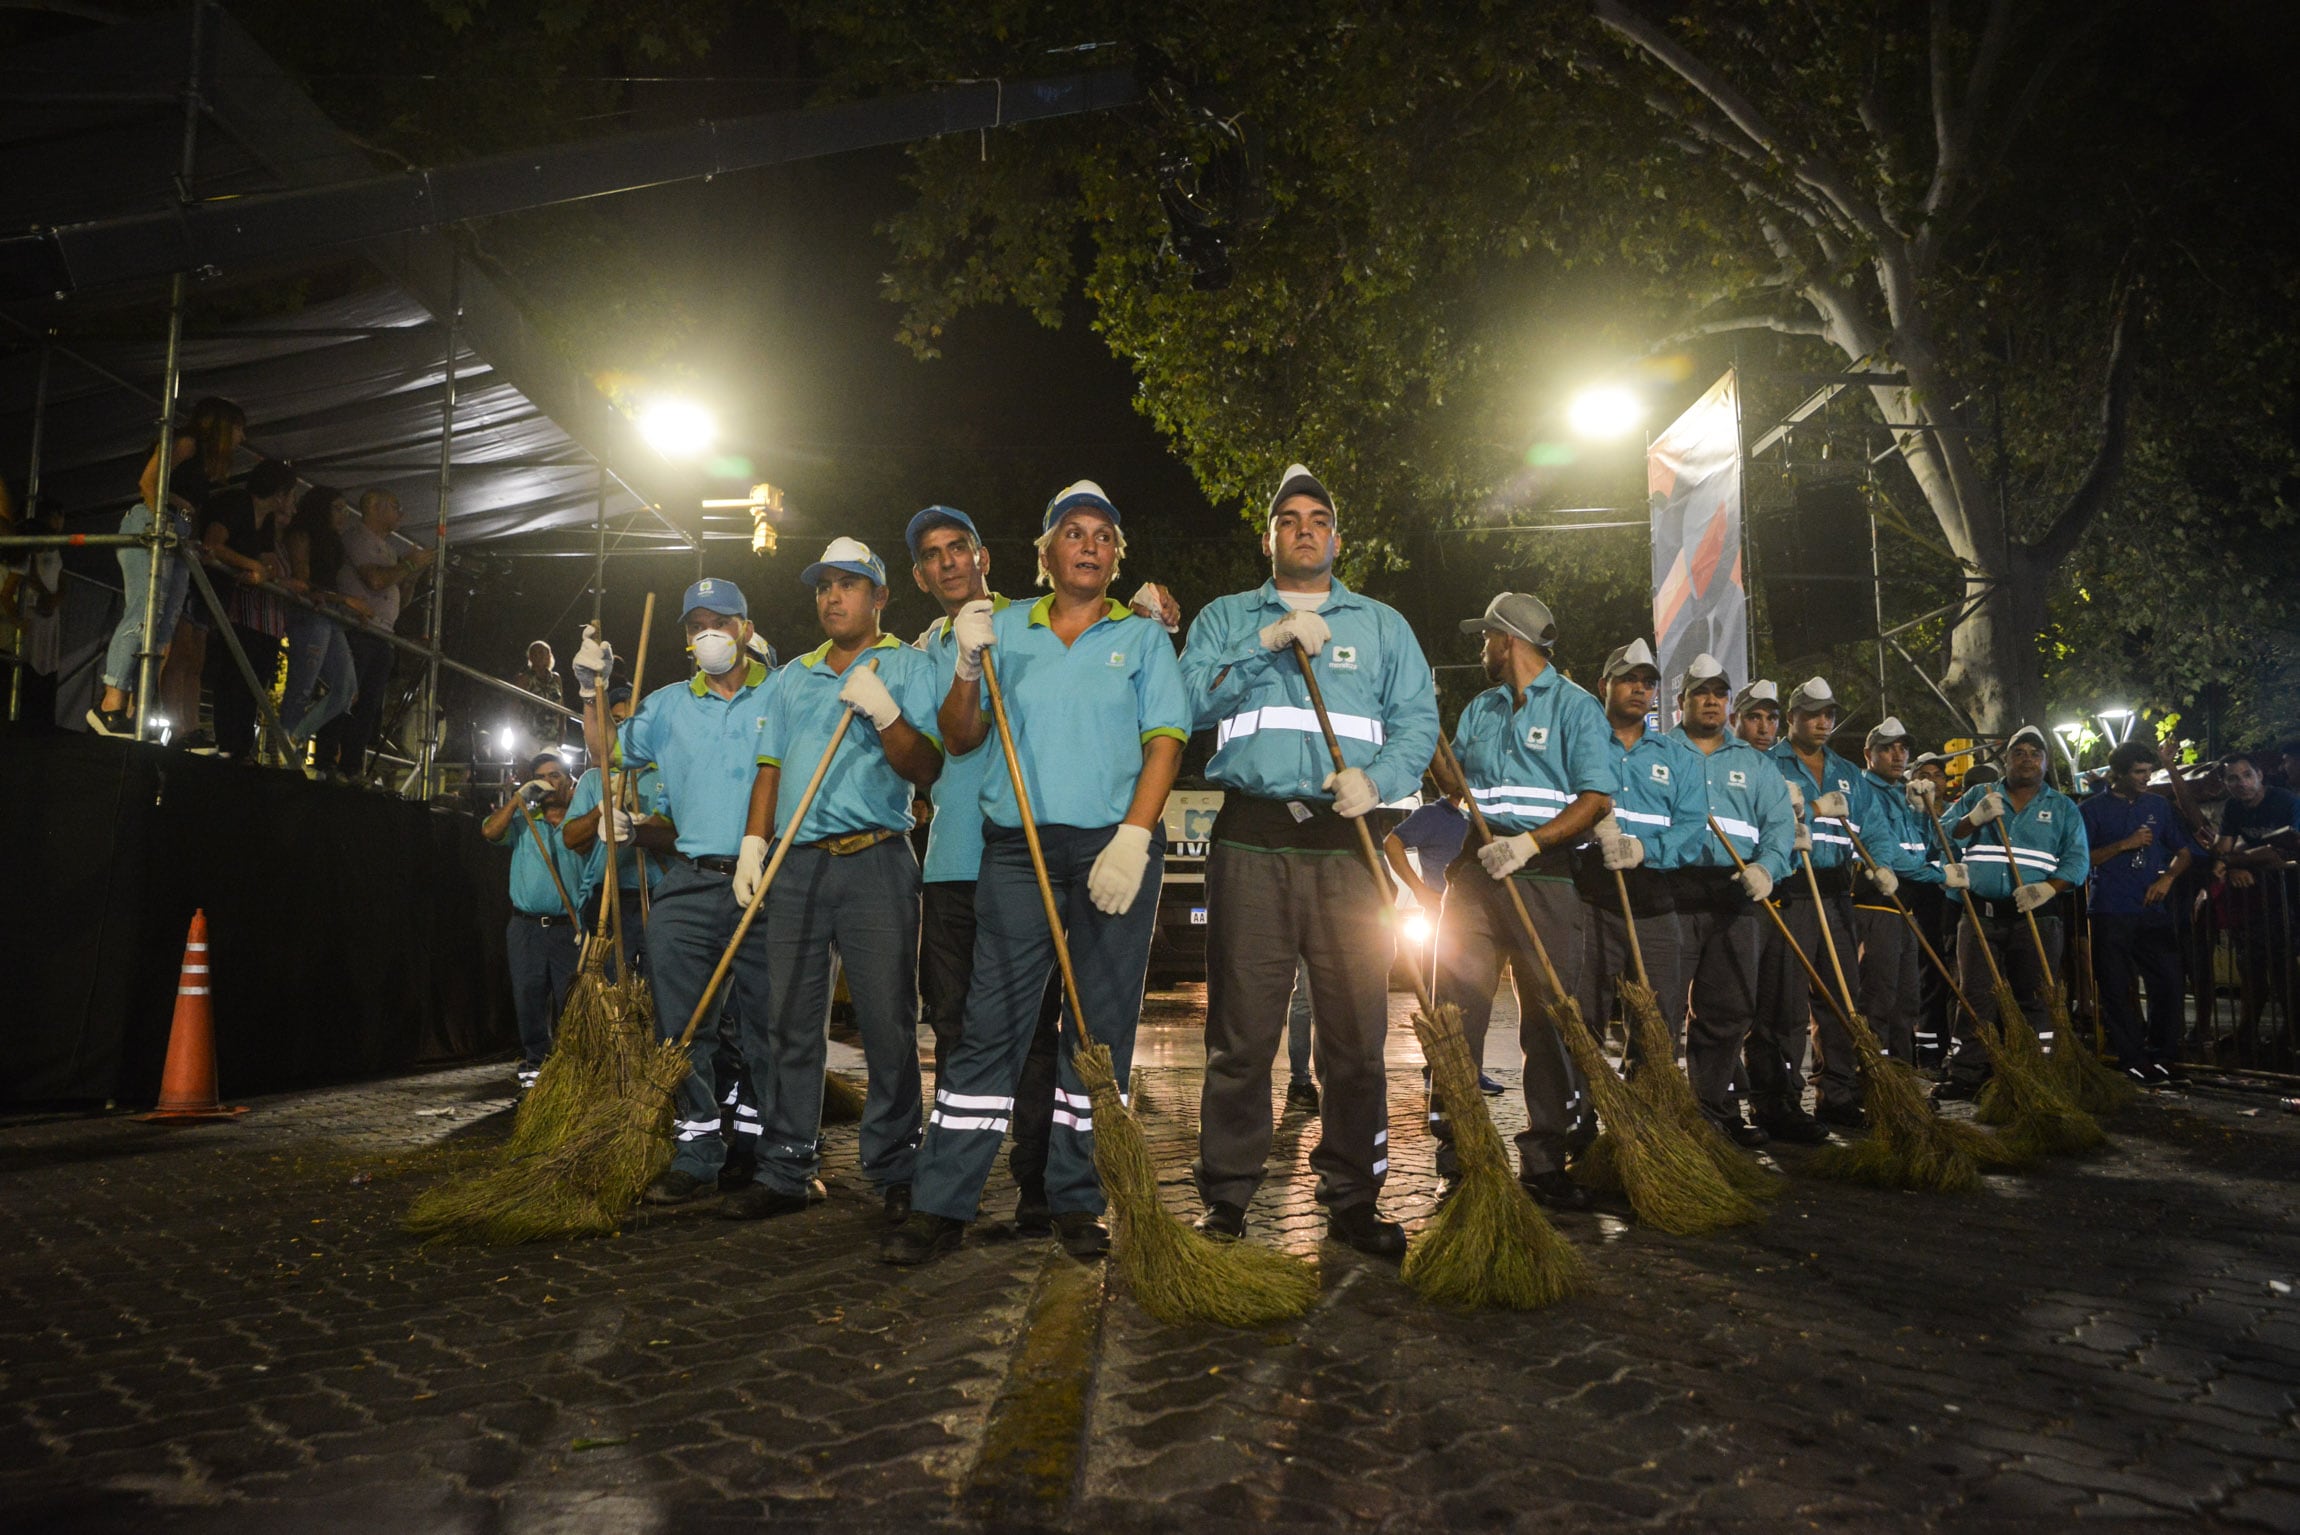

{"left": 1252, "top": 576, "right": 1360, "bottom": 611}
{"left": 688, "top": 658, "right": 769, "bottom": 696}
{"left": 1028, "top": 593, "right": 1131, "bottom": 627}
{"left": 796, "top": 632, "right": 902, "bottom": 669}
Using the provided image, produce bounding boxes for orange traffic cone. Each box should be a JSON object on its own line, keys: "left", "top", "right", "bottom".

{"left": 139, "top": 910, "right": 247, "bottom": 1122}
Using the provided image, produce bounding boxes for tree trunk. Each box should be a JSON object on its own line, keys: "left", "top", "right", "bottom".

{"left": 1939, "top": 549, "right": 2044, "bottom": 733}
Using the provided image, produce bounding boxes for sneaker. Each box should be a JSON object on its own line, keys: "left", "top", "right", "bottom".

{"left": 2144, "top": 1063, "right": 2176, "bottom": 1087}
{"left": 1054, "top": 1211, "right": 1110, "bottom": 1259}
{"left": 1285, "top": 1079, "right": 1320, "bottom": 1112}
{"left": 1725, "top": 1119, "right": 1772, "bottom": 1149}
{"left": 1520, "top": 1170, "right": 1591, "bottom": 1213}
{"left": 643, "top": 1169, "right": 709, "bottom": 1206}
{"left": 2123, "top": 1065, "right": 2154, "bottom": 1089}
{"left": 1326, "top": 1203, "right": 1406, "bottom": 1259}
{"left": 1013, "top": 1184, "right": 1053, "bottom": 1237}
{"left": 513, "top": 1065, "right": 540, "bottom": 1092}
{"left": 719, "top": 1183, "right": 813, "bottom": 1221}
{"left": 883, "top": 1183, "right": 912, "bottom": 1227}
{"left": 1193, "top": 1200, "right": 1247, "bottom": 1242}
{"left": 881, "top": 1212, "right": 964, "bottom": 1266}
{"left": 85, "top": 706, "right": 136, "bottom": 738}
{"left": 716, "top": 1154, "right": 758, "bottom": 1193}
{"left": 1478, "top": 1071, "right": 1506, "bottom": 1096}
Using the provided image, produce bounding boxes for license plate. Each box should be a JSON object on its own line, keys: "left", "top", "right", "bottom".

{"left": 1189, "top": 907, "right": 1207, "bottom": 925}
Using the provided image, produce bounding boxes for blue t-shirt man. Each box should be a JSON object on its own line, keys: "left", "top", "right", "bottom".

{"left": 1389, "top": 796, "right": 1470, "bottom": 897}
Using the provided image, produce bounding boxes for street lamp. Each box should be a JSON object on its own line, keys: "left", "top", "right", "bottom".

{"left": 1566, "top": 385, "right": 1645, "bottom": 440}
{"left": 2096, "top": 707, "right": 2137, "bottom": 747}
{"left": 638, "top": 398, "right": 717, "bottom": 460}
{"left": 2052, "top": 720, "right": 2087, "bottom": 780}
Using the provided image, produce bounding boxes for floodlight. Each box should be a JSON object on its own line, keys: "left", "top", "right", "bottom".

{"left": 1567, "top": 386, "right": 1645, "bottom": 440}
{"left": 1401, "top": 910, "right": 1433, "bottom": 946}
{"left": 639, "top": 398, "right": 717, "bottom": 459}
{"left": 498, "top": 724, "right": 518, "bottom": 754}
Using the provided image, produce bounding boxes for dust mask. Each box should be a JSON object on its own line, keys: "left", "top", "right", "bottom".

{"left": 691, "top": 630, "right": 742, "bottom": 676}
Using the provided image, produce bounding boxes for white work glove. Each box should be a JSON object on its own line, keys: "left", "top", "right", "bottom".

{"left": 1906, "top": 778, "right": 1940, "bottom": 808}
{"left": 1258, "top": 608, "right": 1330, "bottom": 657}
{"left": 1596, "top": 814, "right": 1645, "bottom": 871}
{"left": 731, "top": 833, "right": 769, "bottom": 908}
{"left": 1794, "top": 824, "right": 1813, "bottom": 853}
{"left": 572, "top": 624, "right": 612, "bottom": 700}
{"left": 518, "top": 779, "right": 549, "bottom": 807}
{"left": 1088, "top": 824, "right": 1153, "bottom": 915}
{"left": 1813, "top": 790, "right": 1849, "bottom": 818}
{"left": 1967, "top": 790, "right": 2006, "bottom": 825}
{"left": 1323, "top": 766, "right": 1379, "bottom": 819}
{"left": 952, "top": 598, "right": 996, "bottom": 682}
{"left": 1477, "top": 831, "right": 1538, "bottom": 881}
{"left": 1735, "top": 864, "right": 1774, "bottom": 902}
{"left": 1784, "top": 782, "right": 1805, "bottom": 815}
{"left": 604, "top": 805, "right": 634, "bottom": 842}
{"left": 2013, "top": 882, "right": 2055, "bottom": 913}
{"left": 1944, "top": 863, "right": 1971, "bottom": 890}
{"left": 839, "top": 665, "right": 901, "bottom": 730}
{"left": 1866, "top": 862, "right": 1900, "bottom": 897}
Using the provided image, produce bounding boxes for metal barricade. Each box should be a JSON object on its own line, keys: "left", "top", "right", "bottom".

{"left": 2183, "top": 865, "right": 2298, "bottom": 1078}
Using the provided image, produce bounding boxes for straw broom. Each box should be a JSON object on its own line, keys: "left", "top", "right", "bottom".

{"left": 410, "top": 664, "right": 877, "bottom": 1243}
{"left": 1991, "top": 823, "right": 2136, "bottom": 1115}
{"left": 1428, "top": 736, "right": 1762, "bottom": 1238}
{"left": 1923, "top": 803, "right": 2104, "bottom": 1159}
{"left": 981, "top": 652, "right": 1319, "bottom": 1328}
{"left": 1309, "top": 712, "right": 1575, "bottom": 1306}
{"left": 1709, "top": 821, "right": 1996, "bottom": 1192}
{"left": 1594, "top": 864, "right": 1785, "bottom": 1202}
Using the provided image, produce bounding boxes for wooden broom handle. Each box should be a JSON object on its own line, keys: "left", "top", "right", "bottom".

{"left": 1428, "top": 727, "right": 1571, "bottom": 1009}
{"left": 515, "top": 797, "right": 582, "bottom": 928}
{"left": 979, "top": 651, "right": 1090, "bottom": 1055}
{"left": 1845, "top": 825, "right": 1989, "bottom": 1029}
{"left": 1707, "top": 818, "right": 1857, "bottom": 1033}
{"left": 596, "top": 592, "right": 655, "bottom": 975}
{"left": 1924, "top": 801, "right": 2016, "bottom": 995}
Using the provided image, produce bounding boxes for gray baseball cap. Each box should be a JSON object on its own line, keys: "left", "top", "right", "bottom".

{"left": 1786, "top": 676, "right": 1837, "bottom": 715}
{"left": 1460, "top": 592, "right": 1557, "bottom": 649}
{"left": 1733, "top": 679, "right": 1781, "bottom": 716}
{"left": 1866, "top": 715, "right": 1910, "bottom": 750}
{"left": 1677, "top": 652, "right": 1729, "bottom": 696}
{"left": 1601, "top": 638, "right": 1660, "bottom": 680}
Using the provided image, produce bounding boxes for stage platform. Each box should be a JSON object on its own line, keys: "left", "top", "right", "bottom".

{"left": 1, "top": 730, "right": 515, "bottom": 1107}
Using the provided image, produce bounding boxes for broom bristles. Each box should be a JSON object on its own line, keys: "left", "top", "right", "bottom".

{"left": 2043, "top": 985, "right": 2139, "bottom": 1114}
{"left": 821, "top": 1069, "right": 867, "bottom": 1124}
{"left": 1553, "top": 994, "right": 1767, "bottom": 1235}
{"left": 1073, "top": 1042, "right": 1320, "bottom": 1328}
{"left": 1800, "top": 1001, "right": 2003, "bottom": 1194}
{"left": 1973, "top": 982, "right": 2105, "bottom": 1158}
{"left": 1401, "top": 1001, "right": 1584, "bottom": 1310}
{"left": 1617, "top": 979, "right": 1786, "bottom": 1201}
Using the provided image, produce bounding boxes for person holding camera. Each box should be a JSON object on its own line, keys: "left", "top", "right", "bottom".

{"left": 480, "top": 751, "right": 587, "bottom": 1089}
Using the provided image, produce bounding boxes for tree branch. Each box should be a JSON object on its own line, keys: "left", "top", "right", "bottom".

{"left": 1920, "top": 0, "right": 2015, "bottom": 244}
{"left": 2028, "top": 285, "right": 2144, "bottom": 569}
{"left": 1657, "top": 308, "right": 1833, "bottom": 345}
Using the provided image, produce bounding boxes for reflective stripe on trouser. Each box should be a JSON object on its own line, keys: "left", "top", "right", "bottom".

{"left": 918, "top": 878, "right": 1062, "bottom": 1191}
{"left": 1573, "top": 900, "right": 1685, "bottom": 1070}
{"left": 1747, "top": 893, "right": 1860, "bottom": 1117}
{"left": 1433, "top": 873, "right": 1589, "bottom": 1178}
{"left": 911, "top": 823, "right": 1162, "bottom": 1222}
{"left": 753, "top": 838, "right": 922, "bottom": 1196}
{"left": 1947, "top": 913, "right": 2062, "bottom": 1086}
{"left": 1678, "top": 905, "right": 1761, "bottom": 1128}
{"left": 1854, "top": 906, "right": 1921, "bottom": 1063}
{"left": 1194, "top": 845, "right": 1393, "bottom": 1214}
{"left": 644, "top": 860, "right": 773, "bottom": 1179}
{"left": 505, "top": 916, "right": 578, "bottom": 1068}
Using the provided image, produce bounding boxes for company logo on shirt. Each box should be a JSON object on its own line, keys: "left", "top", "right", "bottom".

{"left": 1107, "top": 650, "right": 1126, "bottom": 667}
{"left": 2038, "top": 809, "right": 2052, "bottom": 822}
{"left": 1836, "top": 778, "right": 1849, "bottom": 791}
{"left": 1331, "top": 645, "right": 1359, "bottom": 670}
{"left": 1525, "top": 725, "right": 1550, "bottom": 750}
{"left": 1728, "top": 769, "right": 1748, "bottom": 788}
{"left": 1649, "top": 762, "right": 1671, "bottom": 784}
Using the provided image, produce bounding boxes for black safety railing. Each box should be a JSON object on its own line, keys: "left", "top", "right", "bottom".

{"left": 2180, "top": 866, "right": 2297, "bottom": 1079}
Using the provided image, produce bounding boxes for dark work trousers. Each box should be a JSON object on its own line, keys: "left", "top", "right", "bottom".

{"left": 2090, "top": 913, "right": 2185, "bottom": 1069}
{"left": 1678, "top": 902, "right": 1762, "bottom": 1130}
{"left": 1855, "top": 904, "right": 1922, "bottom": 1063}
{"left": 1194, "top": 846, "right": 1394, "bottom": 1215}
{"left": 1947, "top": 911, "right": 2062, "bottom": 1087}
{"left": 583, "top": 883, "right": 648, "bottom": 982}
{"left": 1906, "top": 882, "right": 1952, "bottom": 1065}
{"left": 911, "top": 824, "right": 1162, "bottom": 1223}
{"left": 1434, "top": 870, "right": 1589, "bottom": 1179}
{"left": 1574, "top": 898, "right": 1684, "bottom": 1071}
{"left": 1749, "top": 891, "right": 1860, "bottom": 1120}
{"left": 208, "top": 624, "right": 283, "bottom": 759}
{"left": 505, "top": 913, "right": 579, "bottom": 1068}
{"left": 751, "top": 837, "right": 922, "bottom": 1197}
{"left": 316, "top": 628, "right": 395, "bottom": 777}
{"left": 645, "top": 860, "right": 773, "bottom": 1180}
{"left": 918, "top": 878, "right": 1061, "bottom": 1194}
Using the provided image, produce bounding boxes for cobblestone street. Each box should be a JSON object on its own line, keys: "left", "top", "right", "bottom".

{"left": 5, "top": 987, "right": 2298, "bottom": 1532}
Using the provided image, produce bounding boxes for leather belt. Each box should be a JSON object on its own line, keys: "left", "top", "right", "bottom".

{"left": 518, "top": 912, "right": 573, "bottom": 927}
{"left": 811, "top": 827, "right": 902, "bottom": 856}
{"left": 692, "top": 854, "right": 738, "bottom": 875}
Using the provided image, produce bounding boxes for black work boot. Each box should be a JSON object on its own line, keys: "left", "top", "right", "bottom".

{"left": 1520, "top": 1170, "right": 1591, "bottom": 1213}
{"left": 1054, "top": 1211, "right": 1110, "bottom": 1259}
{"left": 643, "top": 1169, "right": 709, "bottom": 1206}
{"left": 1193, "top": 1200, "right": 1247, "bottom": 1242}
{"left": 1326, "top": 1203, "right": 1406, "bottom": 1259}
{"left": 883, "top": 1183, "right": 912, "bottom": 1227}
{"left": 881, "top": 1212, "right": 965, "bottom": 1266}
{"left": 1012, "top": 1182, "right": 1053, "bottom": 1237}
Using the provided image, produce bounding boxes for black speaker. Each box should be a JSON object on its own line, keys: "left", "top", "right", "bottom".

{"left": 1759, "top": 476, "right": 1873, "bottom": 661}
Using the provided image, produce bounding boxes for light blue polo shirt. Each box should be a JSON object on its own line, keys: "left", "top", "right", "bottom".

{"left": 616, "top": 659, "right": 776, "bottom": 859}
{"left": 564, "top": 764, "right": 668, "bottom": 910}
{"left": 916, "top": 594, "right": 1012, "bottom": 882}
{"left": 1666, "top": 727, "right": 1798, "bottom": 882}
{"left": 1179, "top": 578, "right": 1439, "bottom": 804}
{"left": 755, "top": 633, "right": 942, "bottom": 840}
{"left": 978, "top": 594, "right": 1189, "bottom": 831}
{"left": 492, "top": 808, "right": 591, "bottom": 918}
{"left": 1450, "top": 665, "right": 1617, "bottom": 844}
{"left": 1859, "top": 769, "right": 1944, "bottom": 889}
{"left": 1597, "top": 730, "right": 1709, "bottom": 869}
{"left": 1768, "top": 740, "right": 1878, "bottom": 872}
{"left": 1945, "top": 780, "right": 2090, "bottom": 902}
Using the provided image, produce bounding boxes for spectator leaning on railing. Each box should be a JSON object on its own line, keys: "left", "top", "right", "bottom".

{"left": 196, "top": 459, "right": 298, "bottom": 762}
{"left": 314, "top": 490, "right": 431, "bottom": 784}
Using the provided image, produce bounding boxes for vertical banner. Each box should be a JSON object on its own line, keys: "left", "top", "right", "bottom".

{"left": 1649, "top": 369, "right": 1748, "bottom": 701}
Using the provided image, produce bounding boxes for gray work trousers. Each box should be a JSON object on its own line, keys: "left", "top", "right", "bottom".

{"left": 1195, "top": 847, "right": 1393, "bottom": 1213}
{"left": 1575, "top": 899, "right": 1685, "bottom": 1070}
{"left": 753, "top": 837, "right": 922, "bottom": 1196}
{"left": 1749, "top": 892, "right": 1860, "bottom": 1119}
{"left": 1434, "top": 871, "right": 1589, "bottom": 1178}
{"left": 644, "top": 860, "right": 772, "bottom": 1179}
{"left": 1855, "top": 904, "right": 1922, "bottom": 1064}
{"left": 1948, "top": 911, "right": 2063, "bottom": 1087}
{"left": 1678, "top": 903, "right": 1762, "bottom": 1129}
